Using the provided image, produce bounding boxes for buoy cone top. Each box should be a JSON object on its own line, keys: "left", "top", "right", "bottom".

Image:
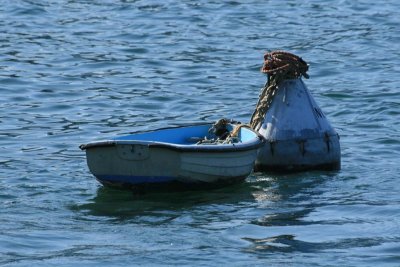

{"left": 252, "top": 51, "right": 341, "bottom": 172}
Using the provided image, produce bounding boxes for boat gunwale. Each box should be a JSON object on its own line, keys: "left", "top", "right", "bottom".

{"left": 79, "top": 123, "right": 265, "bottom": 152}
{"left": 79, "top": 137, "right": 265, "bottom": 152}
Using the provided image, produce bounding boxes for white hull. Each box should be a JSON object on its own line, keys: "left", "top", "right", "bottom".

{"left": 85, "top": 144, "right": 257, "bottom": 186}
{"left": 81, "top": 123, "right": 265, "bottom": 189}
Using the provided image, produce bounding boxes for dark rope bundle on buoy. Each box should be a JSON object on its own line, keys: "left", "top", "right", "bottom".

{"left": 250, "top": 51, "right": 309, "bottom": 130}
{"left": 261, "top": 51, "right": 309, "bottom": 78}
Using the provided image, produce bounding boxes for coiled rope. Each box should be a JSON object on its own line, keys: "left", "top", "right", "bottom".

{"left": 197, "top": 118, "right": 251, "bottom": 145}
{"left": 249, "top": 51, "right": 309, "bottom": 130}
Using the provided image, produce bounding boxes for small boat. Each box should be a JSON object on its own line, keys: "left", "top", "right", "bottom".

{"left": 80, "top": 120, "right": 265, "bottom": 190}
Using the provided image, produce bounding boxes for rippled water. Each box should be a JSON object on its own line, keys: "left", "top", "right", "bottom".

{"left": 1, "top": 0, "right": 400, "bottom": 266}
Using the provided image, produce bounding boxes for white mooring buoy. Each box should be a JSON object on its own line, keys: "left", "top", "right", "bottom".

{"left": 251, "top": 51, "right": 341, "bottom": 172}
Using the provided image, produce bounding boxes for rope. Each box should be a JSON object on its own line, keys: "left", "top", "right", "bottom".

{"left": 229, "top": 124, "right": 249, "bottom": 138}
{"left": 197, "top": 119, "right": 251, "bottom": 145}
{"left": 249, "top": 51, "right": 309, "bottom": 130}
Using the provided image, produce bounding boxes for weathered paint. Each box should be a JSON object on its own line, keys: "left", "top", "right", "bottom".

{"left": 255, "top": 78, "right": 341, "bottom": 172}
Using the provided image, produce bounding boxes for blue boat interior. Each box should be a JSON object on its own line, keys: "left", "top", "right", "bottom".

{"left": 114, "top": 124, "right": 257, "bottom": 145}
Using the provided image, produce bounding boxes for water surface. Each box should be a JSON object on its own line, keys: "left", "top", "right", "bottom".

{"left": 1, "top": 1, "right": 399, "bottom": 266}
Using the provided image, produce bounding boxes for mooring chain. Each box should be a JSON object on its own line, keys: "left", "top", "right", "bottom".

{"left": 250, "top": 51, "right": 309, "bottom": 130}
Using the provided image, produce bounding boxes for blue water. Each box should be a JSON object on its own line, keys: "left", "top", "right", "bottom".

{"left": 1, "top": 1, "right": 399, "bottom": 266}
